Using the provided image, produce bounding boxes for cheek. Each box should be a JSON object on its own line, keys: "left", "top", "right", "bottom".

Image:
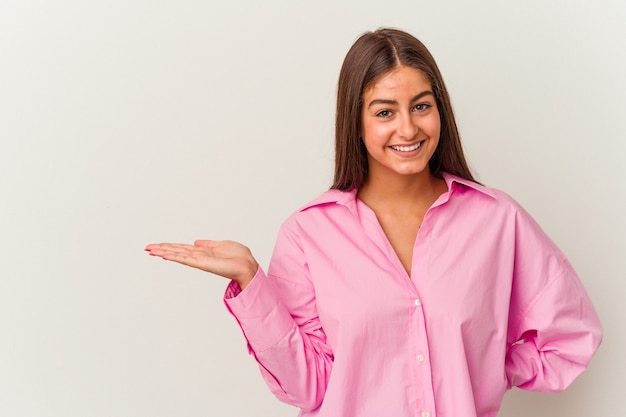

{"left": 361, "top": 131, "right": 388, "bottom": 160}
{"left": 361, "top": 137, "right": 378, "bottom": 157}
{"left": 425, "top": 114, "right": 441, "bottom": 140}
{"left": 433, "top": 122, "right": 442, "bottom": 140}
{"left": 361, "top": 123, "right": 377, "bottom": 147}
{"left": 362, "top": 119, "right": 391, "bottom": 141}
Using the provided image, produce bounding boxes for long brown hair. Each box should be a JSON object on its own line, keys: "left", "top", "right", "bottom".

{"left": 332, "top": 28, "right": 476, "bottom": 190}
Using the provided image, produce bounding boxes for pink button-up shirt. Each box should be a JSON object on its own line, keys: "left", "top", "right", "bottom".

{"left": 224, "top": 173, "right": 601, "bottom": 417}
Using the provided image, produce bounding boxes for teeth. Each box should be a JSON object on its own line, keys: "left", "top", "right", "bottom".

{"left": 391, "top": 142, "right": 421, "bottom": 152}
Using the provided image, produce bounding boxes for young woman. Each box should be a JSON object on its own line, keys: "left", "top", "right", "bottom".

{"left": 145, "top": 28, "right": 601, "bottom": 417}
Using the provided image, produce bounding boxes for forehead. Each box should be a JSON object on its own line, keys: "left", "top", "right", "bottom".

{"left": 364, "top": 66, "right": 431, "bottom": 98}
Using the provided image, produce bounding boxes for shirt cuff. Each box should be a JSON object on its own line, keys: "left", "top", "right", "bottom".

{"left": 223, "top": 267, "right": 295, "bottom": 351}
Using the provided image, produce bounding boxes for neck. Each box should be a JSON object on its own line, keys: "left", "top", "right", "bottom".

{"left": 357, "top": 170, "right": 446, "bottom": 212}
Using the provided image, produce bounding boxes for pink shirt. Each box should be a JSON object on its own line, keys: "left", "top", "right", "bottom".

{"left": 224, "top": 173, "right": 601, "bottom": 417}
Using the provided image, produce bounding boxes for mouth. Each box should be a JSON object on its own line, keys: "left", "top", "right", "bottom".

{"left": 390, "top": 141, "right": 423, "bottom": 152}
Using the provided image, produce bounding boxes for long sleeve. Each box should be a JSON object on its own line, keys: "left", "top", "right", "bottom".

{"left": 505, "top": 207, "right": 602, "bottom": 392}
{"left": 224, "top": 224, "right": 334, "bottom": 411}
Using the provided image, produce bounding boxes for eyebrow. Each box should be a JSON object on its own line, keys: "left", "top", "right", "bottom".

{"left": 367, "top": 91, "right": 434, "bottom": 108}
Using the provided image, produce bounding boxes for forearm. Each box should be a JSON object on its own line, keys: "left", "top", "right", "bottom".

{"left": 506, "top": 263, "right": 602, "bottom": 392}
{"left": 224, "top": 268, "right": 333, "bottom": 410}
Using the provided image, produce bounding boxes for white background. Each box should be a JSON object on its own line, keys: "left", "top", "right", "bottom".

{"left": 1, "top": 0, "right": 624, "bottom": 416}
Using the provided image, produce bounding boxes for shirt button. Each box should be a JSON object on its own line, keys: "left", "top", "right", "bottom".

{"left": 416, "top": 354, "right": 425, "bottom": 362}
{"left": 414, "top": 299, "right": 421, "bottom": 306}
{"left": 422, "top": 412, "right": 430, "bottom": 417}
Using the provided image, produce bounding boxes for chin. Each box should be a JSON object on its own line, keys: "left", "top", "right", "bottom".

{"left": 395, "top": 166, "right": 430, "bottom": 177}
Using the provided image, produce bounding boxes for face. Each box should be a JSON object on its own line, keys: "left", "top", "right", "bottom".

{"left": 361, "top": 65, "right": 440, "bottom": 182}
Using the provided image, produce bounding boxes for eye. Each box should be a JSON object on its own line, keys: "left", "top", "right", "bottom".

{"left": 375, "top": 109, "right": 393, "bottom": 118}
{"left": 413, "top": 103, "right": 432, "bottom": 112}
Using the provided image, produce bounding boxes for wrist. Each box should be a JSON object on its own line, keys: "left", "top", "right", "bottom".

{"left": 236, "top": 262, "right": 258, "bottom": 290}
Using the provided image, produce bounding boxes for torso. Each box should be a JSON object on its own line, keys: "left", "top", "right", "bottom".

{"left": 376, "top": 211, "right": 422, "bottom": 276}
{"left": 357, "top": 176, "right": 448, "bottom": 277}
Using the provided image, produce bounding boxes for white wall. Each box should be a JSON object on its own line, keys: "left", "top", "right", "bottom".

{"left": 1, "top": 1, "right": 624, "bottom": 416}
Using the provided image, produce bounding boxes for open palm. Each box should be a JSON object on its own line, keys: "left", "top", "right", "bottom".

{"left": 145, "top": 240, "right": 258, "bottom": 289}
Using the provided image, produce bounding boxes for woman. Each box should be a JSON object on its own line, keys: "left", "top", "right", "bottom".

{"left": 145, "top": 28, "right": 601, "bottom": 417}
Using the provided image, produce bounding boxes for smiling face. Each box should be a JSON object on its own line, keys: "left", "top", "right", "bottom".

{"left": 361, "top": 65, "right": 441, "bottom": 183}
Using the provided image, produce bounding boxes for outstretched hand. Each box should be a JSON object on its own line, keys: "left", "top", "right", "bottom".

{"left": 145, "top": 240, "right": 258, "bottom": 290}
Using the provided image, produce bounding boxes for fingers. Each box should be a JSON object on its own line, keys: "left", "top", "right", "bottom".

{"left": 145, "top": 240, "right": 259, "bottom": 284}
{"left": 145, "top": 243, "right": 214, "bottom": 269}
{"left": 147, "top": 240, "right": 221, "bottom": 251}
{"left": 145, "top": 243, "right": 204, "bottom": 261}
{"left": 159, "top": 250, "right": 198, "bottom": 266}
{"left": 145, "top": 243, "right": 184, "bottom": 251}
{"left": 145, "top": 242, "right": 234, "bottom": 277}
{"left": 146, "top": 243, "right": 191, "bottom": 255}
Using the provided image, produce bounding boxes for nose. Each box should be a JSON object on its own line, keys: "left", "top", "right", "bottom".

{"left": 397, "top": 112, "right": 418, "bottom": 141}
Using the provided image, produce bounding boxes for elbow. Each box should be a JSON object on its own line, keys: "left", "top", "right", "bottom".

{"left": 506, "top": 327, "right": 603, "bottom": 393}
{"left": 293, "top": 397, "right": 324, "bottom": 413}
{"left": 260, "top": 364, "right": 328, "bottom": 412}
{"left": 270, "top": 384, "right": 325, "bottom": 412}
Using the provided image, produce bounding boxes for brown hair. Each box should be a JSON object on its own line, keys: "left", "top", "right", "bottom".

{"left": 332, "top": 28, "right": 476, "bottom": 190}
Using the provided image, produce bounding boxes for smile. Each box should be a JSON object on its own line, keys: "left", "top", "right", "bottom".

{"left": 390, "top": 142, "right": 422, "bottom": 152}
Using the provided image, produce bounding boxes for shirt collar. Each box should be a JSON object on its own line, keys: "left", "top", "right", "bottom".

{"left": 299, "top": 188, "right": 357, "bottom": 212}
{"left": 441, "top": 172, "right": 497, "bottom": 199}
{"left": 299, "top": 172, "right": 496, "bottom": 212}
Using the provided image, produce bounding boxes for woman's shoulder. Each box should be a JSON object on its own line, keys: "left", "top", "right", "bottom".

{"left": 278, "top": 188, "right": 358, "bottom": 232}
{"left": 442, "top": 173, "right": 540, "bottom": 225}
{"left": 443, "top": 174, "right": 564, "bottom": 256}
